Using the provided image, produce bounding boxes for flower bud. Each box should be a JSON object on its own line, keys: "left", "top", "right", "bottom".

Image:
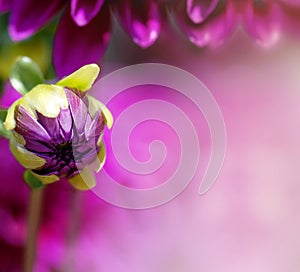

{"left": 4, "top": 64, "right": 113, "bottom": 190}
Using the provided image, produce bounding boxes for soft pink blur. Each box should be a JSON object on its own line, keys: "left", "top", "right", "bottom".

{"left": 71, "top": 27, "right": 300, "bottom": 271}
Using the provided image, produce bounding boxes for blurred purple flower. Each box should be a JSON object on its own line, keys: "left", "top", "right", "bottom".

{"left": 171, "top": 0, "right": 237, "bottom": 47}
{"left": 242, "top": 0, "right": 282, "bottom": 47}
{"left": 111, "top": 0, "right": 166, "bottom": 48}
{"left": 1, "top": 0, "right": 299, "bottom": 77}
{"left": 3, "top": 0, "right": 166, "bottom": 78}
{"left": 0, "top": 0, "right": 11, "bottom": 12}
{"left": 186, "top": 0, "right": 220, "bottom": 24}
{"left": 171, "top": 0, "right": 283, "bottom": 48}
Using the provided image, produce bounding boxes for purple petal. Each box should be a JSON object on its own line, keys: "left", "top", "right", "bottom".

{"left": 84, "top": 111, "right": 104, "bottom": 142}
{"left": 23, "top": 138, "right": 53, "bottom": 154}
{"left": 0, "top": 81, "right": 21, "bottom": 109}
{"left": 70, "top": 0, "right": 104, "bottom": 26}
{"left": 64, "top": 88, "right": 88, "bottom": 135}
{"left": 172, "top": 0, "right": 237, "bottom": 47}
{"left": 36, "top": 111, "right": 61, "bottom": 141}
{"left": 15, "top": 105, "right": 52, "bottom": 142}
{"left": 76, "top": 148, "right": 98, "bottom": 167}
{"left": 53, "top": 3, "right": 111, "bottom": 78}
{"left": 0, "top": 0, "right": 11, "bottom": 13}
{"left": 58, "top": 108, "right": 73, "bottom": 140}
{"left": 112, "top": 0, "right": 165, "bottom": 48}
{"left": 243, "top": 1, "right": 282, "bottom": 47}
{"left": 186, "top": 0, "right": 219, "bottom": 24}
{"left": 8, "top": 0, "right": 65, "bottom": 41}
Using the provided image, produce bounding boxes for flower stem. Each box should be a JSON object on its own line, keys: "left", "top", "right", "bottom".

{"left": 68, "top": 188, "right": 81, "bottom": 243}
{"left": 24, "top": 187, "right": 44, "bottom": 272}
{"left": 60, "top": 188, "right": 81, "bottom": 271}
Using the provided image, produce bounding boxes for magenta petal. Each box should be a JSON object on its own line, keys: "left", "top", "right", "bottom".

{"left": 186, "top": 0, "right": 219, "bottom": 24}
{"left": 243, "top": 1, "right": 282, "bottom": 47}
{"left": 0, "top": 81, "right": 21, "bottom": 109}
{"left": 0, "top": 0, "right": 11, "bottom": 13}
{"left": 64, "top": 88, "right": 88, "bottom": 134}
{"left": 172, "top": 0, "right": 237, "bottom": 47}
{"left": 71, "top": 0, "right": 104, "bottom": 26}
{"left": 53, "top": 3, "right": 111, "bottom": 78}
{"left": 112, "top": 0, "right": 165, "bottom": 48}
{"left": 15, "top": 106, "right": 52, "bottom": 142}
{"left": 8, "top": 0, "right": 65, "bottom": 41}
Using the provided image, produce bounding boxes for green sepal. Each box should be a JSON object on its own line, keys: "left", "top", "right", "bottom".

{"left": 10, "top": 56, "right": 44, "bottom": 95}
{"left": 0, "top": 109, "right": 9, "bottom": 139}
{"left": 24, "top": 170, "right": 45, "bottom": 189}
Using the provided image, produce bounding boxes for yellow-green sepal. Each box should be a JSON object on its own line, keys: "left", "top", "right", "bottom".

{"left": 56, "top": 64, "right": 100, "bottom": 92}
{"left": 10, "top": 56, "right": 44, "bottom": 95}
{"left": 87, "top": 95, "right": 113, "bottom": 129}
{"left": 24, "top": 170, "right": 45, "bottom": 189}
{"left": 30, "top": 172, "right": 59, "bottom": 184}
{"left": 89, "top": 142, "right": 106, "bottom": 173}
{"left": 68, "top": 167, "right": 96, "bottom": 190}
{"left": 0, "top": 109, "right": 9, "bottom": 139}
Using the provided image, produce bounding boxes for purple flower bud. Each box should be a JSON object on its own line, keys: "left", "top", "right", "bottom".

{"left": 4, "top": 64, "right": 113, "bottom": 190}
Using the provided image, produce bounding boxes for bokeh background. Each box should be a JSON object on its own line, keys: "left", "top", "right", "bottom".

{"left": 1, "top": 1, "right": 300, "bottom": 271}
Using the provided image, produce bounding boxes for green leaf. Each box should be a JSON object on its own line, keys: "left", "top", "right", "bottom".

{"left": 0, "top": 109, "right": 9, "bottom": 139}
{"left": 24, "top": 170, "right": 45, "bottom": 189}
{"left": 0, "top": 109, "right": 7, "bottom": 122}
{"left": 10, "top": 56, "right": 44, "bottom": 95}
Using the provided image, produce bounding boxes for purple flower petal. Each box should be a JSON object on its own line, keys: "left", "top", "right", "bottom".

{"left": 64, "top": 88, "right": 88, "bottom": 135}
{"left": 58, "top": 108, "right": 73, "bottom": 140}
{"left": 112, "top": 0, "right": 165, "bottom": 48}
{"left": 186, "top": 0, "right": 219, "bottom": 24}
{"left": 172, "top": 0, "right": 237, "bottom": 47}
{"left": 23, "top": 138, "right": 53, "bottom": 154}
{"left": 84, "top": 111, "right": 104, "bottom": 142}
{"left": 70, "top": 0, "right": 104, "bottom": 26}
{"left": 243, "top": 1, "right": 282, "bottom": 47}
{"left": 36, "top": 111, "right": 62, "bottom": 141}
{"left": 15, "top": 106, "right": 52, "bottom": 142}
{"left": 0, "top": 0, "right": 11, "bottom": 13}
{"left": 0, "top": 81, "right": 21, "bottom": 109}
{"left": 53, "top": 3, "right": 111, "bottom": 78}
{"left": 8, "top": 0, "right": 65, "bottom": 41}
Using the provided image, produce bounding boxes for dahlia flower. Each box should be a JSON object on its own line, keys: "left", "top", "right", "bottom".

{"left": 1, "top": 0, "right": 298, "bottom": 76}
{"left": 3, "top": 62, "right": 113, "bottom": 190}
{"left": 1, "top": 0, "right": 166, "bottom": 77}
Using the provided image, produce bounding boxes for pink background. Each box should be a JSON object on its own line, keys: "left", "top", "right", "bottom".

{"left": 58, "top": 28, "right": 300, "bottom": 271}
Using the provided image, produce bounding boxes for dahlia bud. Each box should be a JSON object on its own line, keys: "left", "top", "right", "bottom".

{"left": 4, "top": 64, "right": 113, "bottom": 190}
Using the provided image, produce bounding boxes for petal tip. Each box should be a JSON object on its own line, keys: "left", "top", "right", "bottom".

{"left": 56, "top": 64, "right": 100, "bottom": 91}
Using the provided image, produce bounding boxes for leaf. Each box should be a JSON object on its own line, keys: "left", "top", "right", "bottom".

{"left": 0, "top": 109, "right": 7, "bottom": 122}
{"left": 24, "top": 170, "right": 45, "bottom": 189}
{"left": 0, "top": 109, "right": 9, "bottom": 139}
{"left": 10, "top": 56, "right": 44, "bottom": 95}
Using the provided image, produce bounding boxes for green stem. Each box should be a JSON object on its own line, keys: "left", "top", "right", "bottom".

{"left": 24, "top": 187, "right": 44, "bottom": 272}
